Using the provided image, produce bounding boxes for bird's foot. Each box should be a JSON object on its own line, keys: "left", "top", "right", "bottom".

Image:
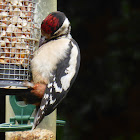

{"left": 31, "top": 83, "right": 46, "bottom": 98}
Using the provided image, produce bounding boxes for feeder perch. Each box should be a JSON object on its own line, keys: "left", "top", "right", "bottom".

{"left": 0, "top": 95, "right": 35, "bottom": 132}
{"left": 0, "top": 95, "right": 66, "bottom": 140}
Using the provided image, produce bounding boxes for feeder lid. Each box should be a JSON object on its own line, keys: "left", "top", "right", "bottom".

{"left": 0, "top": 80, "right": 31, "bottom": 95}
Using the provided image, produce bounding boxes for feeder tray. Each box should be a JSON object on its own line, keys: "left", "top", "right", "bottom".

{"left": 0, "top": 121, "right": 66, "bottom": 132}
{"left": 0, "top": 63, "right": 32, "bottom": 95}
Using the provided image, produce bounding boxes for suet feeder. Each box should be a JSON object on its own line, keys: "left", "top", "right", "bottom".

{"left": 0, "top": 0, "right": 66, "bottom": 140}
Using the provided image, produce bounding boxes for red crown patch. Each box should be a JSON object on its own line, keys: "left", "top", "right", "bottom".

{"left": 41, "top": 14, "right": 60, "bottom": 34}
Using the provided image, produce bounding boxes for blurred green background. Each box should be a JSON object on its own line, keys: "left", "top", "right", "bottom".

{"left": 57, "top": 0, "right": 140, "bottom": 140}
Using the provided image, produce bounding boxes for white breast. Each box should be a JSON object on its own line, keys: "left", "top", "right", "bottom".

{"left": 31, "top": 38, "right": 70, "bottom": 84}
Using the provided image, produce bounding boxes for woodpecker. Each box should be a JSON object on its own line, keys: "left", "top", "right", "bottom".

{"left": 25, "top": 11, "right": 80, "bottom": 130}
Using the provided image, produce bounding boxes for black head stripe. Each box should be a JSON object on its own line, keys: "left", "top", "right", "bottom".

{"left": 51, "top": 11, "right": 66, "bottom": 30}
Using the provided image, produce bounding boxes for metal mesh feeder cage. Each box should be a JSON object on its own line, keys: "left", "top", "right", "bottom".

{"left": 0, "top": 0, "right": 39, "bottom": 92}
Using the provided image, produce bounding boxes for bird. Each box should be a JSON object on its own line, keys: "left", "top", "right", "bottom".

{"left": 24, "top": 11, "right": 80, "bottom": 130}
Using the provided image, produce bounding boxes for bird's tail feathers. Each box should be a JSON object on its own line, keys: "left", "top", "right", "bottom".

{"left": 31, "top": 109, "right": 45, "bottom": 130}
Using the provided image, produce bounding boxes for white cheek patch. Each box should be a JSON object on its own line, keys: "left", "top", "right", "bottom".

{"left": 61, "top": 43, "right": 78, "bottom": 91}
{"left": 54, "top": 18, "right": 70, "bottom": 35}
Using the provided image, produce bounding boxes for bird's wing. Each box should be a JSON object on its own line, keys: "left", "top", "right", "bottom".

{"left": 32, "top": 39, "right": 80, "bottom": 129}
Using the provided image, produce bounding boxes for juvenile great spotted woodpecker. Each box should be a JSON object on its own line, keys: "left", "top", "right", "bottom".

{"left": 25, "top": 11, "right": 80, "bottom": 130}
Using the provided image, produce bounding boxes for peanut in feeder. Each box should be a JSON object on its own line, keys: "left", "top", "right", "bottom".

{"left": 0, "top": 0, "right": 38, "bottom": 87}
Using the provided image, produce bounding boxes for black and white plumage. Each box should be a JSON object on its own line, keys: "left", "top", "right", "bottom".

{"left": 26, "top": 11, "right": 80, "bottom": 130}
